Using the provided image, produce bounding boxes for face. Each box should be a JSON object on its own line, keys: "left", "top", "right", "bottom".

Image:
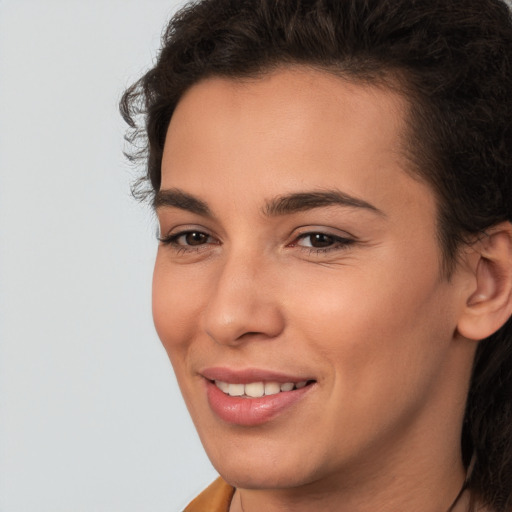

{"left": 153, "top": 68, "right": 470, "bottom": 491}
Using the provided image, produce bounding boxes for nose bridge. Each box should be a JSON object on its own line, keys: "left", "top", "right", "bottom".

{"left": 203, "top": 246, "right": 284, "bottom": 345}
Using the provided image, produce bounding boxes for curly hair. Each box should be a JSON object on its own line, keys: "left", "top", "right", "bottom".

{"left": 120, "top": 0, "right": 512, "bottom": 509}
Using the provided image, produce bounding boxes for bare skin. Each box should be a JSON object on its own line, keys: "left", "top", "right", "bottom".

{"left": 153, "top": 67, "right": 510, "bottom": 512}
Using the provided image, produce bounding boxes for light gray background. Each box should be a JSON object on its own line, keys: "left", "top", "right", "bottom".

{"left": 3, "top": 1, "right": 512, "bottom": 512}
{"left": 0, "top": 1, "right": 217, "bottom": 511}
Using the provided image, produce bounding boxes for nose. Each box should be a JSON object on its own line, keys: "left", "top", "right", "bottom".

{"left": 203, "top": 253, "right": 285, "bottom": 346}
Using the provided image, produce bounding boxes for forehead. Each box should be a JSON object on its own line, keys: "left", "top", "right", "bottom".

{"left": 166, "top": 67, "right": 409, "bottom": 169}
{"left": 161, "top": 66, "right": 435, "bottom": 226}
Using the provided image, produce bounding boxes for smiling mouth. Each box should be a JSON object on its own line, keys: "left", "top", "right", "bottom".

{"left": 213, "top": 380, "right": 315, "bottom": 398}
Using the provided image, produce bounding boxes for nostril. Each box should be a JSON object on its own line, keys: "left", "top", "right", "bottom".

{"left": 235, "top": 331, "right": 268, "bottom": 341}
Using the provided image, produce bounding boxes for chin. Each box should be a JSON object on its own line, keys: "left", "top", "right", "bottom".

{"left": 215, "top": 461, "right": 316, "bottom": 491}
{"left": 199, "top": 430, "right": 327, "bottom": 491}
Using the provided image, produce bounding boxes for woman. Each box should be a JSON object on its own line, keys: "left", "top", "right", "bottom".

{"left": 121, "top": 0, "right": 512, "bottom": 510}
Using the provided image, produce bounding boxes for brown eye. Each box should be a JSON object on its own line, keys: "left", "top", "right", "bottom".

{"left": 158, "top": 229, "right": 218, "bottom": 249}
{"left": 307, "top": 233, "right": 335, "bottom": 248}
{"left": 292, "top": 231, "right": 355, "bottom": 253}
{"left": 184, "top": 232, "right": 209, "bottom": 245}
{"left": 296, "top": 233, "right": 336, "bottom": 248}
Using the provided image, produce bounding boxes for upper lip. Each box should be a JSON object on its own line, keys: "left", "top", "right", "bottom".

{"left": 201, "top": 367, "right": 314, "bottom": 384}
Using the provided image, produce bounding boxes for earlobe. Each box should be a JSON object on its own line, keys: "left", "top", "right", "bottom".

{"left": 457, "top": 223, "right": 512, "bottom": 341}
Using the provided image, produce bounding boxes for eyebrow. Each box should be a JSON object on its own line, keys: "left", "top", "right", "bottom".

{"left": 154, "top": 188, "right": 212, "bottom": 216}
{"left": 154, "top": 188, "right": 384, "bottom": 217}
{"left": 264, "top": 190, "right": 384, "bottom": 217}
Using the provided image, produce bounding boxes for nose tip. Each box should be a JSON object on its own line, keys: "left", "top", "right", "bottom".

{"left": 203, "top": 263, "right": 285, "bottom": 346}
{"left": 205, "top": 305, "right": 284, "bottom": 346}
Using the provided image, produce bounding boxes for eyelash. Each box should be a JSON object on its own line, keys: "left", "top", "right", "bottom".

{"left": 158, "top": 230, "right": 355, "bottom": 255}
{"left": 292, "top": 232, "right": 356, "bottom": 254}
{"left": 158, "top": 231, "right": 217, "bottom": 254}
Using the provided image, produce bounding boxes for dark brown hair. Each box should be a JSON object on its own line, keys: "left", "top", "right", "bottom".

{"left": 121, "top": 1, "right": 512, "bottom": 509}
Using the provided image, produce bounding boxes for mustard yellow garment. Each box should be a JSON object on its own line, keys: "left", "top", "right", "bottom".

{"left": 184, "top": 477, "right": 235, "bottom": 512}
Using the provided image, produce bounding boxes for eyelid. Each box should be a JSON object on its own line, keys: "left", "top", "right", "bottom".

{"left": 159, "top": 232, "right": 214, "bottom": 246}
{"left": 287, "top": 227, "right": 357, "bottom": 254}
{"left": 289, "top": 225, "right": 356, "bottom": 242}
{"left": 157, "top": 222, "right": 213, "bottom": 239}
{"left": 157, "top": 225, "right": 220, "bottom": 248}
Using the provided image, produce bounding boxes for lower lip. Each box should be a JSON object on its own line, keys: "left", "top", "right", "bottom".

{"left": 205, "top": 380, "right": 314, "bottom": 426}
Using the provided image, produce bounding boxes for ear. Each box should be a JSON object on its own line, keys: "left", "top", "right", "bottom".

{"left": 457, "top": 222, "right": 512, "bottom": 341}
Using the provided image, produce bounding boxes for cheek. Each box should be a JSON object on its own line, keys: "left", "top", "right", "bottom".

{"left": 286, "top": 255, "right": 455, "bottom": 394}
{"left": 151, "top": 255, "right": 205, "bottom": 366}
{"left": 282, "top": 265, "right": 456, "bottom": 456}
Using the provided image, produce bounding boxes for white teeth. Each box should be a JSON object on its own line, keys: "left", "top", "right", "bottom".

{"left": 215, "top": 380, "right": 229, "bottom": 393}
{"left": 228, "top": 383, "right": 245, "bottom": 396}
{"left": 264, "top": 382, "right": 281, "bottom": 395}
{"left": 245, "top": 382, "right": 265, "bottom": 398}
{"left": 215, "top": 380, "right": 310, "bottom": 397}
